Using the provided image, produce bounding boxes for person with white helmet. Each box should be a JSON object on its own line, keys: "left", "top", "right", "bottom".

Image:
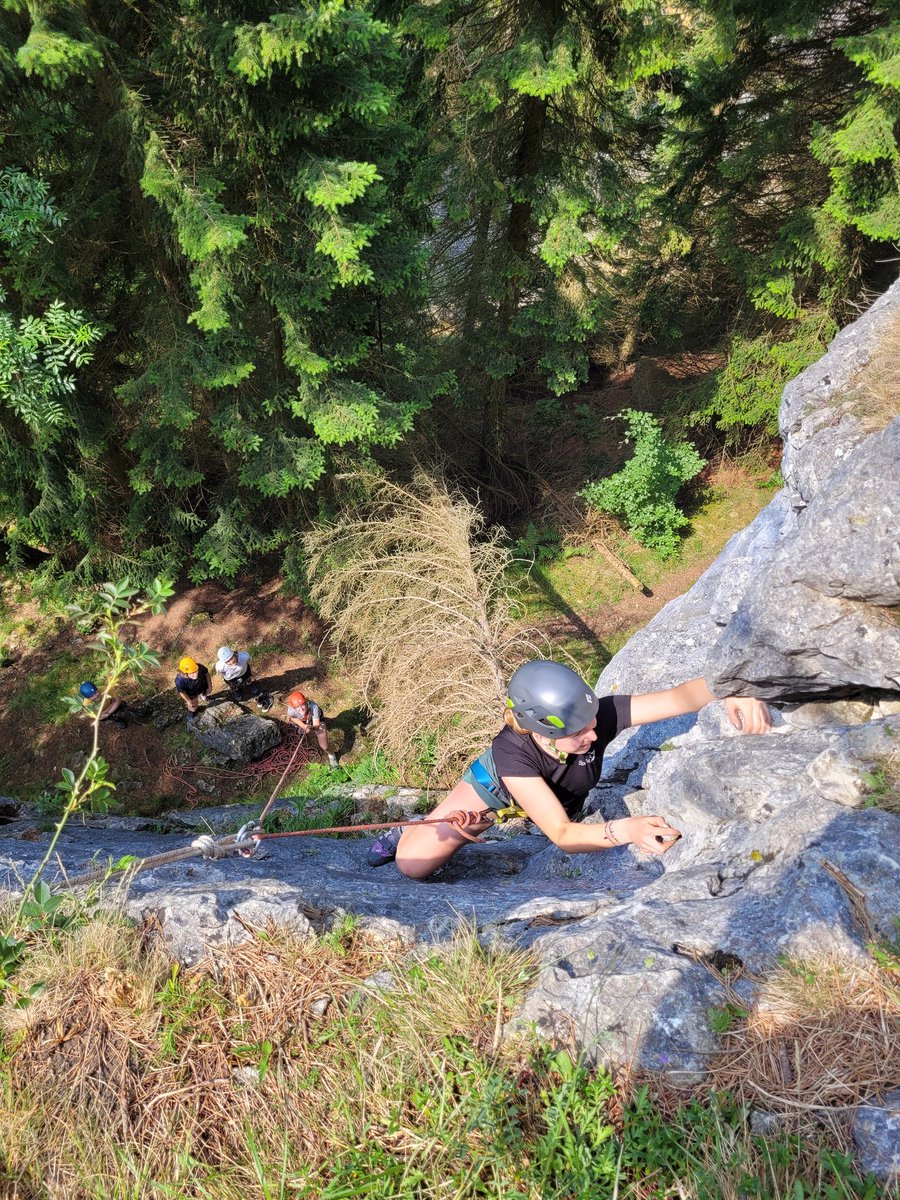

{"left": 215, "top": 645, "right": 274, "bottom": 711}
{"left": 368, "top": 660, "right": 771, "bottom": 876}
{"left": 215, "top": 646, "right": 254, "bottom": 702}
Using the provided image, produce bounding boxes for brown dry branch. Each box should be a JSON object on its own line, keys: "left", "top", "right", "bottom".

{"left": 303, "top": 470, "right": 545, "bottom": 783}
{"left": 531, "top": 470, "right": 646, "bottom": 593}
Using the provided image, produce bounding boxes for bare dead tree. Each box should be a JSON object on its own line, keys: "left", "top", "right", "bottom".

{"left": 303, "top": 471, "right": 544, "bottom": 784}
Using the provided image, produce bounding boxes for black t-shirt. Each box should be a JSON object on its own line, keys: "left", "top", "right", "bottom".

{"left": 491, "top": 694, "right": 632, "bottom": 816}
{"left": 175, "top": 664, "right": 211, "bottom": 699}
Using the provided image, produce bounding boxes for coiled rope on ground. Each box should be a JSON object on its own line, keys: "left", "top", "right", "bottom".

{"left": 163, "top": 721, "right": 316, "bottom": 802}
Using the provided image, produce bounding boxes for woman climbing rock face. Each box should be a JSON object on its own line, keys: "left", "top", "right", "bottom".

{"left": 368, "top": 659, "right": 771, "bottom": 878}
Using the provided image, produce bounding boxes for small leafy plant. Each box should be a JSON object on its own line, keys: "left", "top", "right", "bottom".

{"left": 580, "top": 409, "right": 705, "bottom": 557}
{"left": 708, "top": 1001, "right": 750, "bottom": 1034}
{"left": 512, "top": 522, "right": 563, "bottom": 565}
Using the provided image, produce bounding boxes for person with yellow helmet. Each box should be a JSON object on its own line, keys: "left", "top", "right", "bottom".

{"left": 174, "top": 655, "right": 211, "bottom": 719}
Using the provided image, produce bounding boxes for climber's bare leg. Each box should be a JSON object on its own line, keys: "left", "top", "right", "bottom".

{"left": 395, "top": 780, "right": 492, "bottom": 880}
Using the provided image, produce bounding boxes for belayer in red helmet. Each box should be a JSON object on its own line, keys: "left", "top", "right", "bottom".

{"left": 286, "top": 689, "right": 338, "bottom": 767}
{"left": 367, "top": 659, "right": 771, "bottom": 875}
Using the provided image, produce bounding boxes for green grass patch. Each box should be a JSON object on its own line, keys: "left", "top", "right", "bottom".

{"left": 617, "top": 473, "right": 772, "bottom": 588}
{"left": 281, "top": 752, "right": 399, "bottom": 802}
{"left": 263, "top": 793, "right": 357, "bottom": 836}
{"left": 7, "top": 650, "right": 103, "bottom": 725}
{"left": 246, "top": 641, "right": 289, "bottom": 658}
{"left": 514, "top": 470, "right": 770, "bottom": 624}
{"left": 861, "top": 747, "right": 900, "bottom": 815}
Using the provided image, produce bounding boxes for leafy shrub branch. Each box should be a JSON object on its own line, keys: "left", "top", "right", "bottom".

{"left": 1, "top": 578, "right": 173, "bottom": 996}
{"left": 580, "top": 411, "right": 705, "bottom": 558}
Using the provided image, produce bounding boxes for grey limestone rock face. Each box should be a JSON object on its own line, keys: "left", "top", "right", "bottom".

{"left": 852, "top": 1089, "right": 900, "bottom": 1185}
{"left": 786, "top": 421, "right": 900, "bottom": 607}
{"left": 189, "top": 701, "right": 281, "bottom": 764}
{"left": 513, "top": 718, "right": 900, "bottom": 1080}
{"left": 709, "top": 419, "right": 900, "bottom": 700}
{"left": 1, "top": 714, "right": 897, "bottom": 1085}
{"left": 780, "top": 282, "right": 900, "bottom": 511}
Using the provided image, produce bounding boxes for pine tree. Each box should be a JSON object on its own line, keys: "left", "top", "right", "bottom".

{"left": 633, "top": 1, "right": 899, "bottom": 331}
{"left": 395, "top": 0, "right": 647, "bottom": 462}
{"left": 0, "top": 0, "right": 436, "bottom": 582}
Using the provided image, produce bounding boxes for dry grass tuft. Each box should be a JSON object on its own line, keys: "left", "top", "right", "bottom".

{"left": 2, "top": 914, "right": 382, "bottom": 1191}
{"left": 850, "top": 311, "right": 900, "bottom": 430}
{"left": 0, "top": 912, "right": 536, "bottom": 1199}
{"left": 303, "top": 470, "right": 544, "bottom": 783}
{"left": 861, "top": 747, "right": 900, "bottom": 816}
{"left": 706, "top": 954, "right": 900, "bottom": 1144}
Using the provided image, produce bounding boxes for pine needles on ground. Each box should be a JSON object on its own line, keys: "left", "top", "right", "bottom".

{"left": 851, "top": 312, "right": 900, "bottom": 431}
{"left": 303, "top": 472, "right": 543, "bottom": 784}
{"left": 706, "top": 953, "right": 900, "bottom": 1147}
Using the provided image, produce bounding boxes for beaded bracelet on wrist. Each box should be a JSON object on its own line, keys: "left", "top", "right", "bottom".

{"left": 604, "top": 819, "right": 622, "bottom": 846}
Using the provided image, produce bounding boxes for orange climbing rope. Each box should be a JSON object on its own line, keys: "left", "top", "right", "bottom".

{"left": 164, "top": 722, "right": 316, "bottom": 801}
{"left": 252, "top": 807, "right": 494, "bottom": 845}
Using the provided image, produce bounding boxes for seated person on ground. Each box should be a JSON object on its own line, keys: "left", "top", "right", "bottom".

{"left": 368, "top": 659, "right": 771, "bottom": 875}
{"left": 79, "top": 680, "right": 128, "bottom": 729}
{"left": 286, "top": 690, "right": 338, "bottom": 767}
{"left": 174, "top": 656, "right": 211, "bottom": 718}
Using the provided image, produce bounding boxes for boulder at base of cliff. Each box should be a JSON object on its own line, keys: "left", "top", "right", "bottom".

{"left": 189, "top": 701, "right": 280, "bottom": 764}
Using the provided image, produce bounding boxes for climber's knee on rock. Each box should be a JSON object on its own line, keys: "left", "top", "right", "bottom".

{"left": 394, "top": 853, "right": 434, "bottom": 880}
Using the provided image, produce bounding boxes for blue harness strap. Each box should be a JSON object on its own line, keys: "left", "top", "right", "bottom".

{"left": 463, "top": 750, "right": 512, "bottom": 812}
{"left": 468, "top": 756, "right": 499, "bottom": 794}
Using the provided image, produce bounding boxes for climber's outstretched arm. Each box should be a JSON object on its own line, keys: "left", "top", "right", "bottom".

{"left": 630, "top": 677, "right": 771, "bottom": 734}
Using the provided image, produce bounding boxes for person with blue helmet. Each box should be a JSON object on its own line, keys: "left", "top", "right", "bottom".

{"left": 368, "top": 659, "right": 771, "bottom": 877}
{"left": 79, "top": 681, "right": 128, "bottom": 728}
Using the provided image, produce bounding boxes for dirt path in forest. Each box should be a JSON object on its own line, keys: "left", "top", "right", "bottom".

{"left": 531, "top": 553, "right": 717, "bottom": 648}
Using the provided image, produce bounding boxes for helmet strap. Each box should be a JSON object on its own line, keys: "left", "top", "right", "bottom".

{"left": 548, "top": 739, "right": 567, "bottom": 762}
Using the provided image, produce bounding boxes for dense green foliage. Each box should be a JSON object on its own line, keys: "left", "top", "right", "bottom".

{"left": 681, "top": 310, "right": 839, "bottom": 444}
{"left": 1, "top": 0, "right": 437, "bottom": 583}
{"left": 580, "top": 410, "right": 705, "bottom": 556}
{"left": 0, "top": 1, "right": 897, "bottom": 581}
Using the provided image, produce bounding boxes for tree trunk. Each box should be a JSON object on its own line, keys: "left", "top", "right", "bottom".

{"left": 460, "top": 201, "right": 492, "bottom": 348}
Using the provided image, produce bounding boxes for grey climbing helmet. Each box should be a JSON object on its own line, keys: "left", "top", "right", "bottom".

{"left": 506, "top": 660, "right": 599, "bottom": 737}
